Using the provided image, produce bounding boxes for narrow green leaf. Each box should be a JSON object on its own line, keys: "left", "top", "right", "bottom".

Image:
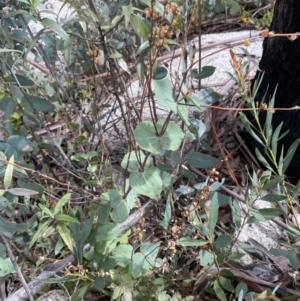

{"left": 214, "top": 279, "right": 227, "bottom": 301}
{"left": 0, "top": 49, "right": 22, "bottom": 54}
{"left": 282, "top": 139, "right": 300, "bottom": 174}
{"left": 17, "top": 179, "right": 44, "bottom": 193}
{"left": 247, "top": 208, "right": 283, "bottom": 223}
{"left": 271, "top": 122, "right": 283, "bottom": 159}
{"left": 122, "top": 4, "right": 132, "bottom": 28}
{"left": 239, "top": 112, "right": 263, "bottom": 145}
{"left": 55, "top": 214, "right": 80, "bottom": 224}
{"left": 230, "top": 199, "right": 241, "bottom": 228}
{"left": 53, "top": 193, "right": 71, "bottom": 216}
{"left": 7, "top": 188, "right": 39, "bottom": 196}
{"left": 262, "top": 175, "right": 285, "bottom": 190}
{"left": 255, "top": 148, "right": 275, "bottom": 173}
{"left": 28, "top": 220, "right": 51, "bottom": 250}
{"left": 112, "top": 286, "right": 123, "bottom": 300}
{"left": 57, "top": 222, "right": 74, "bottom": 252}
{"left": 41, "top": 18, "right": 70, "bottom": 43}
{"left": 137, "top": 59, "right": 146, "bottom": 83}
{"left": 264, "top": 109, "right": 273, "bottom": 148}
{"left": 177, "top": 237, "right": 208, "bottom": 247}
{"left": 130, "top": 14, "right": 149, "bottom": 40}
{"left": 110, "top": 52, "right": 123, "bottom": 59}
{"left": 24, "top": 28, "right": 46, "bottom": 59}
{"left": 79, "top": 213, "right": 94, "bottom": 245}
{"left": 208, "top": 193, "right": 219, "bottom": 237}
{"left": 4, "top": 9, "right": 28, "bottom": 17}
{"left": 249, "top": 208, "right": 266, "bottom": 222}
{"left": 292, "top": 179, "right": 300, "bottom": 198}
{"left": 281, "top": 242, "right": 300, "bottom": 254}
{"left": 39, "top": 204, "right": 54, "bottom": 218}
{"left": 4, "top": 155, "right": 14, "bottom": 189}
{"left": 160, "top": 195, "right": 172, "bottom": 229}
{"left": 218, "top": 276, "right": 234, "bottom": 292}
{"left": 136, "top": 40, "right": 149, "bottom": 55}
{"left": 71, "top": 284, "right": 92, "bottom": 301}
{"left": 269, "top": 248, "right": 300, "bottom": 269}
{"left": 260, "top": 194, "right": 286, "bottom": 202}
{"left": 186, "top": 95, "right": 202, "bottom": 111}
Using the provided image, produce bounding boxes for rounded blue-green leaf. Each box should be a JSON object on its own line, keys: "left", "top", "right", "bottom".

{"left": 134, "top": 120, "right": 184, "bottom": 154}
{"left": 129, "top": 167, "right": 163, "bottom": 199}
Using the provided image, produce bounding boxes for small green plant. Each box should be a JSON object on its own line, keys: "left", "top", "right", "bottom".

{"left": 0, "top": 0, "right": 296, "bottom": 300}
{"left": 248, "top": 8, "right": 274, "bottom": 29}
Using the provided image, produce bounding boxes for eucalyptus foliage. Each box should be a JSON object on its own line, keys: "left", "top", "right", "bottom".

{"left": 0, "top": 0, "right": 290, "bottom": 300}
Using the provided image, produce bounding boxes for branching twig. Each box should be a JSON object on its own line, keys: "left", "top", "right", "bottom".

{"left": 0, "top": 229, "right": 34, "bottom": 301}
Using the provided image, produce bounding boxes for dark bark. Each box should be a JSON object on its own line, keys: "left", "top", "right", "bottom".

{"left": 242, "top": 0, "right": 300, "bottom": 183}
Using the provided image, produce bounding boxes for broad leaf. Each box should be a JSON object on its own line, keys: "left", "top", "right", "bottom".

{"left": 113, "top": 244, "right": 133, "bottom": 267}
{"left": 0, "top": 258, "right": 15, "bottom": 277}
{"left": 129, "top": 252, "right": 145, "bottom": 278}
{"left": 191, "top": 66, "right": 216, "bottom": 80}
{"left": 129, "top": 167, "right": 163, "bottom": 199}
{"left": 153, "top": 76, "right": 177, "bottom": 111}
{"left": 109, "top": 189, "right": 129, "bottom": 223}
{"left": 121, "top": 151, "right": 153, "bottom": 172}
{"left": 186, "top": 151, "right": 219, "bottom": 168}
{"left": 214, "top": 234, "right": 232, "bottom": 249}
{"left": 140, "top": 241, "right": 161, "bottom": 269}
{"left": 134, "top": 120, "right": 184, "bottom": 154}
{"left": 21, "top": 94, "right": 54, "bottom": 113}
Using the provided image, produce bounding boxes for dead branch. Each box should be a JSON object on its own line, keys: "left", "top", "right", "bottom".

{"left": 5, "top": 200, "right": 153, "bottom": 301}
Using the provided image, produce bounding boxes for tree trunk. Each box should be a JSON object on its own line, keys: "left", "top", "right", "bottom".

{"left": 243, "top": 0, "right": 300, "bottom": 183}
